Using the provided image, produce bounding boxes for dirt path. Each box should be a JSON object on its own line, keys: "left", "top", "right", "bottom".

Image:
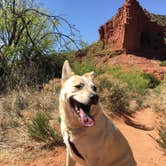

{"left": 114, "top": 109, "right": 166, "bottom": 166}
{"left": 0, "top": 109, "right": 165, "bottom": 166}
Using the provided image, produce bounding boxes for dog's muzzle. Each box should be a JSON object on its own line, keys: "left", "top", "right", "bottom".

{"left": 69, "top": 95, "right": 99, "bottom": 127}
{"left": 89, "top": 94, "right": 99, "bottom": 105}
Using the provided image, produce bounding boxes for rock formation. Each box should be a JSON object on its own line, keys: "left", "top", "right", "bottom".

{"left": 99, "top": 0, "right": 166, "bottom": 57}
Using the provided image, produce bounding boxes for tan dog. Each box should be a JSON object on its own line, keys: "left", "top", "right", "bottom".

{"left": 59, "top": 60, "right": 137, "bottom": 166}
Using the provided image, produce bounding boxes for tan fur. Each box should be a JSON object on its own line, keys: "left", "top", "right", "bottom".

{"left": 59, "top": 60, "right": 137, "bottom": 166}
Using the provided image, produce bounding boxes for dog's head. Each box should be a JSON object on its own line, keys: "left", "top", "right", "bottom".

{"left": 60, "top": 60, "right": 99, "bottom": 127}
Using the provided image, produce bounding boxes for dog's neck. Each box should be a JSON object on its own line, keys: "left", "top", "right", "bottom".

{"left": 66, "top": 126, "right": 87, "bottom": 136}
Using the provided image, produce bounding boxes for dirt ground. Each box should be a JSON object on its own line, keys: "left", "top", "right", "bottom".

{"left": 2, "top": 109, "right": 164, "bottom": 166}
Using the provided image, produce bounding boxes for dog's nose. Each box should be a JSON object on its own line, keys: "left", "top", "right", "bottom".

{"left": 90, "top": 94, "right": 99, "bottom": 105}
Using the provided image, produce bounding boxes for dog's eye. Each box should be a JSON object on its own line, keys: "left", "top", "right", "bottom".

{"left": 92, "top": 85, "right": 97, "bottom": 92}
{"left": 74, "top": 83, "right": 84, "bottom": 90}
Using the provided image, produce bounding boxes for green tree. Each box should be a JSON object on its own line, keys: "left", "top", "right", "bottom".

{"left": 0, "top": 0, "right": 78, "bottom": 90}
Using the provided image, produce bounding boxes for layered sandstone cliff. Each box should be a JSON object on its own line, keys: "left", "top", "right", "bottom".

{"left": 99, "top": 0, "right": 166, "bottom": 56}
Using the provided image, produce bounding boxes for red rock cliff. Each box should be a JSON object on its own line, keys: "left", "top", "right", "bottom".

{"left": 99, "top": 0, "right": 166, "bottom": 56}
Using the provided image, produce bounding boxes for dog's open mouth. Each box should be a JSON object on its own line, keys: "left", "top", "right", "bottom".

{"left": 69, "top": 97, "right": 95, "bottom": 127}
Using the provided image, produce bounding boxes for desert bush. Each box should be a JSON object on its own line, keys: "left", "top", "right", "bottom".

{"left": 75, "top": 41, "right": 122, "bottom": 58}
{"left": 71, "top": 59, "right": 105, "bottom": 76}
{"left": 109, "top": 85, "right": 129, "bottom": 113}
{"left": 56, "top": 116, "right": 61, "bottom": 124}
{"left": 142, "top": 81, "right": 166, "bottom": 113}
{"left": 27, "top": 112, "right": 63, "bottom": 146}
{"left": 96, "top": 74, "right": 129, "bottom": 113}
{"left": 160, "top": 61, "right": 166, "bottom": 66}
{"left": 0, "top": 54, "right": 65, "bottom": 91}
{"left": 97, "top": 76, "right": 113, "bottom": 92}
{"left": 107, "top": 67, "right": 160, "bottom": 93}
{"left": 141, "top": 73, "right": 160, "bottom": 88}
{"left": 88, "top": 41, "right": 110, "bottom": 57}
{"left": 86, "top": 41, "right": 105, "bottom": 56}
{"left": 157, "top": 124, "right": 166, "bottom": 151}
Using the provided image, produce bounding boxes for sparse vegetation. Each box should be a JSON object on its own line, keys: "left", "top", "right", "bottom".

{"left": 109, "top": 68, "right": 148, "bottom": 93}
{"left": 142, "top": 79, "right": 166, "bottom": 113}
{"left": 0, "top": 89, "right": 59, "bottom": 132}
{"left": 157, "top": 123, "right": 166, "bottom": 151}
{"left": 27, "top": 112, "right": 63, "bottom": 146}
{"left": 107, "top": 67, "right": 160, "bottom": 93}
{"left": 0, "top": 88, "right": 62, "bottom": 162}
{"left": 70, "top": 57, "right": 106, "bottom": 76}
{"left": 160, "top": 61, "right": 166, "bottom": 67}
{"left": 43, "top": 78, "right": 61, "bottom": 93}
{"left": 96, "top": 74, "right": 129, "bottom": 113}
{"left": 85, "top": 41, "right": 110, "bottom": 57}
{"left": 144, "top": 9, "right": 166, "bottom": 27}
{"left": 75, "top": 40, "right": 122, "bottom": 58}
{"left": 142, "top": 73, "right": 161, "bottom": 89}
{"left": 109, "top": 85, "right": 129, "bottom": 113}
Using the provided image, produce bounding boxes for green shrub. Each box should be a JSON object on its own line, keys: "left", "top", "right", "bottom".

{"left": 27, "top": 112, "right": 63, "bottom": 146}
{"left": 56, "top": 117, "right": 61, "bottom": 124}
{"left": 142, "top": 73, "right": 160, "bottom": 88}
{"left": 109, "top": 85, "right": 129, "bottom": 113}
{"left": 157, "top": 124, "right": 166, "bottom": 151}
{"left": 107, "top": 67, "right": 160, "bottom": 93}
{"left": 71, "top": 59, "right": 104, "bottom": 76}
{"left": 160, "top": 61, "right": 166, "bottom": 67}
{"left": 86, "top": 41, "right": 106, "bottom": 56}
{"left": 97, "top": 78, "right": 113, "bottom": 91}
{"left": 96, "top": 75, "right": 129, "bottom": 113}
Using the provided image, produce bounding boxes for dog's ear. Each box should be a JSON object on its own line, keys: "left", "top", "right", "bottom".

{"left": 83, "top": 71, "right": 94, "bottom": 80}
{"left": 61, "top": 60, "right": 74, "bottom": 83}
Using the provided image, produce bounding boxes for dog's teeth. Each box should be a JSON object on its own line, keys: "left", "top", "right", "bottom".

{"left": 74, "top": 106, "right": 79, "bottom": 111}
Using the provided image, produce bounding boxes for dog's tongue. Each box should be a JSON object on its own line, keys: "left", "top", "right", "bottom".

{"left": 79, "top": 108, "right": 94, "bottom": 127}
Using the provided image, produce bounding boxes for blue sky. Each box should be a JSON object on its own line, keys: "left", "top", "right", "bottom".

{"left": 37, "top": 0, "right": 166, "bottom": 44}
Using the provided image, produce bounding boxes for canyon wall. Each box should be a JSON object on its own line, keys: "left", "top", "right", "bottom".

{"left": 99, "top": 0, "right": 166, "bottom": 57}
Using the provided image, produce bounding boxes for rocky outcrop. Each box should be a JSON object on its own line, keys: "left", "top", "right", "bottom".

{"left": 99, "top": 0, "right": 166, "bottom": 57}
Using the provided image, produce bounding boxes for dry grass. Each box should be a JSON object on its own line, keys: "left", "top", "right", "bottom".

{"left": 43, "top": 78, "right": 61, "bottom": 93}
{"left": 142, "top": 82, "right": 166, "bottom": 113}
{"left": 0, "top": 82, "right": 62, "bottom": 164}
{"left": 141, "top": 81, "right": 166, "bottom": 151}
{"left": 157, "top": 121, "right": 166, "bottom": 151}
{"left": 0, "top": 87, "right": 59, "bottom": 128}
